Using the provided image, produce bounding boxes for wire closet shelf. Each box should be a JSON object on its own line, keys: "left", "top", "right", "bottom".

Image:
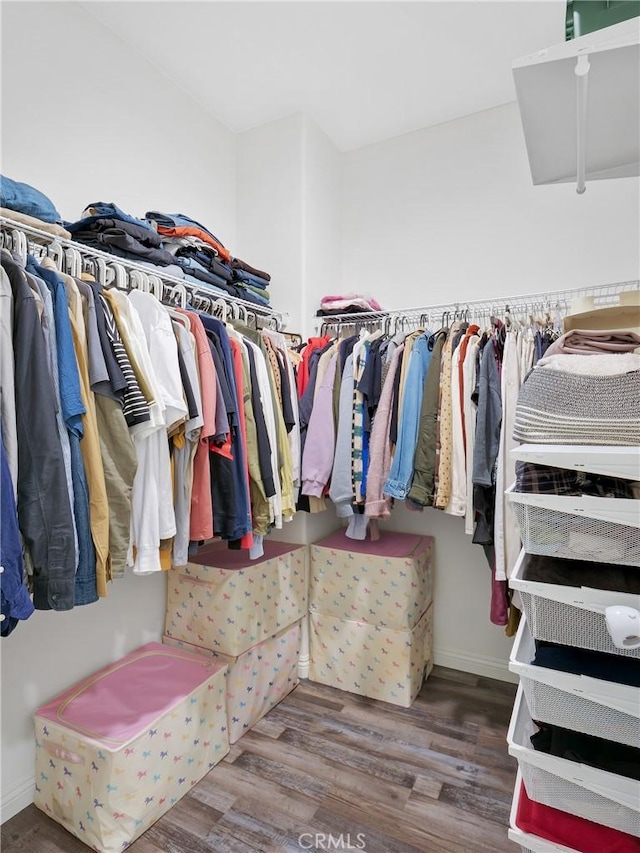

{"left": 0, "top": 216, "right": 286, "bottom": 331}
{"left": 315, "top": 281, "right": 640, "bottom": 332}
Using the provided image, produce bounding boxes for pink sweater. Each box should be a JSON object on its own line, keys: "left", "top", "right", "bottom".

{"left": 365, "top": 344, "right": 404, "bottom": 519}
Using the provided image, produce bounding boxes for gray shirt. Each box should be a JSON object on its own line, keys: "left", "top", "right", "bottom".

{"left": 472, "top": 340, "right": 502, "bottom": 488}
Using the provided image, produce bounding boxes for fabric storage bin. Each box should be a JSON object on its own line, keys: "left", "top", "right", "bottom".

{"left": 507, "top": 686, "right": 640, "bottom": 837}
{"left": 310, "top": 530, "right": 433, "bottom": 629}
{"left": 511, "top": 549, "right": 640, "bottom": 658}
{"left": 510, "top": 616, "right": 640, "bottom": 748}
{"left": 309, "top": 603, "right": 433, "bottom": 707}
{"left": 509, "top": 770, "right": 640, "bottom": 853}
{"left": 506, "top": 486, "right": 640, "bottom": 567}
{"left": 164, "top": 540, "right": 307, "bottom": 656}
{"left": 164, "top": 620, "right": 301, "bottom": 744}
{"left": 508, "top": 772, "right": 580, "bottom": 853}
{"left": 34, "top": 642, "right": 229, "bottom": 853}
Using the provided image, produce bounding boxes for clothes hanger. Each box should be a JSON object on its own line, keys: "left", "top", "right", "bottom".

{"left": 166, "top": 283, "right": 188, "bottom": 309}
{"left": 64, "top": 246, "right": 83, "bottom": 279}
{"left": 128, "top": 268, "right": 149, "bottom": 293}
{"left": 106, "top": 262, "right": 128, "bottom": 291}
{"left": 14, "top": 229, "right": 28, "bottom": 263}
{"left": 212, "top": 298, "right": 229, "bottom": 323}
{"left": 145, "top": 273, "right": 164, "bottom": 302}
{"left": 236, "top": 303, "right": 249, "bottom": 325}
{"left": 46, "top": 240, "right": 64, "bottom": 271}
{"left": 82, "top": 256, "right": 98, "bottom": 279}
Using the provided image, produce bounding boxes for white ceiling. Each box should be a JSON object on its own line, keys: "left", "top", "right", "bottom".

{"left": 84, "top": 1, "right": 566, "bottom": 151}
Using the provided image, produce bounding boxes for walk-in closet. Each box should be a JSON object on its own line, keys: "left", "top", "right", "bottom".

{"left": 1, "top": 3, "right": 639, "bottom": 852}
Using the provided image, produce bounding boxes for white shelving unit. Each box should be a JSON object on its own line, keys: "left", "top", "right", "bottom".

{"left": 512, "top": 18, "right": 640, "bottom": 192}
{"left": 507, "top": 443, "right": 640, "bottom": 847}
{"left": 511, "top": 444, "right": 640, "bottom": 481}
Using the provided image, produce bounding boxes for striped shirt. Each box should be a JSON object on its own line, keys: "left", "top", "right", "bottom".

{"left": 100, "top": 295, "right": 151, "bottom": 428}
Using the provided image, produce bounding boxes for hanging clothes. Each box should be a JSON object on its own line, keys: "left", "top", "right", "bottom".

{"left": 2, "top": 250, "right": 76, "bottom": 611}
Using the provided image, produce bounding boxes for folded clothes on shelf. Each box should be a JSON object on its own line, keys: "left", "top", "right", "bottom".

{"left": 530, "top": 721, "right": 640, "bottom": 780}
{"left": 533, "top": 640, "right": 640, "bottom": 687}
{"left": 513, "top": 360, "right": 640, "bottom": 445}
{"left": 538, "top": 352, "right": 640, "bottom": 376}
{"left": 319, "top": 294, "right": 383, "bottom": 313}
{"left": 67, "top": 201, "right": 154, "bottom": 233}
{"left": 516, "top": 781, "right": 640, "bottom": 852}
{"left": 72, "top": 217, "right": 176, "bottom": 267}
{"left": 520, "top": 552, "right": 640, "bottom": 594}
{"left": 231, "top": 267, "right": 270, "bottom": 290}
{"left": 515, "top": 461, "right": 636, "bottom": 498}
{"left": 544, "top": 328, "right": 640, "bottom": 357}
{"left": 0, "top": 174, "right": 63, "bottom": 224}
{"left": 0, "top": 207, "right": 71, "bottom": 238}
{"left": 146, "top": 210, "right": 231, "bottom": 262}
{"left": 230, "top": 256, "right": 271, "bottom": 282}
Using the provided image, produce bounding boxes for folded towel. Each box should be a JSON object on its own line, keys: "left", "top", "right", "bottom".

{"left": 544, "top": 328, "right": 640, "bottom": 357}
{"left": 538, "top": 352, "right": 640, "bottom": 376}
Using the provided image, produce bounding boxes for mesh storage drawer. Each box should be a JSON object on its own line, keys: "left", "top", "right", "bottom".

{"left": 510, "top": 550, "right": 640, "bottom": 658}
{"left": 507, "top": 687, "right": 640, "bottom": 837}
{"left": 510, "top": 617, "right": 640, "bottom": 748}
{"left": 508, "top": 772, "right": 580, "bottom": 853}
{"left": 507, "top": 487, "right": 640, "bottom": 567}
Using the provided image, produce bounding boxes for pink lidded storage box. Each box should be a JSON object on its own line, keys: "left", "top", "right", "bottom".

{"left": 310, "top": 530, "right": 433, "bottom": 629}
{"left": 164, "top": 619, "right": 301, "bottom": 744}
{"left": 33, "top": 642, "right": 228, "bottom": 852}
{"left": 164, "top": 540, "right": 307, "bottom": 657}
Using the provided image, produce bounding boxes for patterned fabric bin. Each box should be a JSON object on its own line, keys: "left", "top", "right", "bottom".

{"left": 33, "top": 642, "right": 229, "bottom": 853}
{"left": 310, "top": 531, "right": 433, "bottom": 629}
{"left": 309, "top": 604, "right": 433, "bottom": 707}
{"left": 164, "top": 540, "right": 307, "bottom": 656}
{"left": 164, "top": 620, "right": 301, "bottom": 744}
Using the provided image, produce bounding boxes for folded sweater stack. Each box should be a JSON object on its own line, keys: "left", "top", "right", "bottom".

{"left": 513, "top": 339, "right": 640, "bottom": 446}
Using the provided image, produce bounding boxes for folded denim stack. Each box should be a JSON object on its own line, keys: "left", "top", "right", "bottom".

{"left": 229, "top": 257, "right": 272, "bottom": 307}
{"left": 0, "top": 174, "right": 71, "bottom": 237}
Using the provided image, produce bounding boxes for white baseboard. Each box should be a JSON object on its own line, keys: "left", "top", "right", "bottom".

{"left": 434, "top": 646, "right": 518, "bottom": 684}
{"left": 1, "top": 773, "right": 35, "bottom": 824}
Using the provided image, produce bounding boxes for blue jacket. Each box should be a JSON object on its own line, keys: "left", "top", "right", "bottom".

{"left": 384, "top": 334, "right": 433, "bottom": 500}
{"left": 1, "top": 436, "right": 35, "bottom": 635}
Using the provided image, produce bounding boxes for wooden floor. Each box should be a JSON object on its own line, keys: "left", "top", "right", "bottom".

{"left": 2, "top": 668, "right": 518, "bottom": 853}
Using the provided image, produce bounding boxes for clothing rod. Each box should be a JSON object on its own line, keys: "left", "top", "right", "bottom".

{"left": 315, "top": 280, "right": 640, "bottom": 326}
{"left": 0, "top": 216, "right": 284, "bottom": 329}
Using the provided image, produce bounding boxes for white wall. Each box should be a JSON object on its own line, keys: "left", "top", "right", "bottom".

{"left": 236, "top": 113, "right": 343, "bottom": 549}
{"left": 339, "top": 101, "right": 640, "bottom": 680}
{"left": 236, "top": 113, "right": 306, "bottom": 333}
{"left": 301, "top": 116, "right": 343, "bottom": 335}
{"left": 1, "top": 3, "right": 237, "bottom": 241}
{"left": 0, "top": 1, "right": 237, "bottom": 822}
{"left": 340, "top": 102, "right": 640, "bottom": 310}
